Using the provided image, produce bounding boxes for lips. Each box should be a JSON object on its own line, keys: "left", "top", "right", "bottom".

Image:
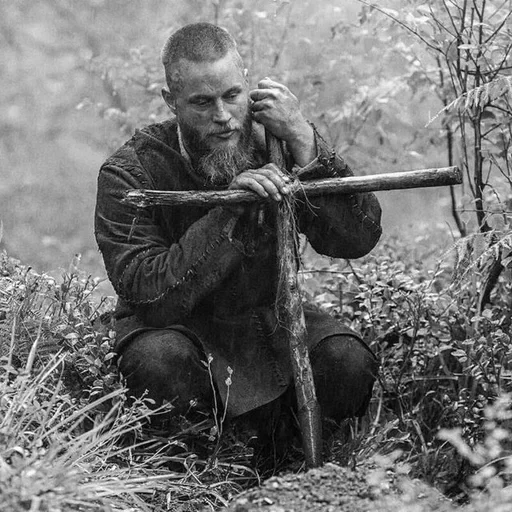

{"left": 212, "top": 130, "right": 235, "bottom": 139}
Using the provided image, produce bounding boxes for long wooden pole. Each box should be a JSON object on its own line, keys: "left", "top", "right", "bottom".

{"left": 266, "top": 133, "right": 323, "bottom": 468}
{"left": 123, "top": 167, "right": 462, "bottom": 207}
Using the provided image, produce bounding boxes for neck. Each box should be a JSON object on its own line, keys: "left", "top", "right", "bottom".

{"left": 177, "top": 124, "right": 193, "bottom": 165}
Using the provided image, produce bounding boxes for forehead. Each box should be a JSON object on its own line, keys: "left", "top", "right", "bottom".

{"left": 175, "top": 53, "right": 246, "bottom": 97}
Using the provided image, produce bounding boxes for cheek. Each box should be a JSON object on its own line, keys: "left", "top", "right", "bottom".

{"left": 230, "top": 100, "right": 249, "bottom": 121}
{"left": 183, "top": 110, "right": 211, "bottom": 132}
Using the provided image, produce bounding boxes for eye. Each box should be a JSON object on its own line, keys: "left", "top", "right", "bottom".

{"left": 224, "top": 90, "right": 241, "bottom": 101}
{"left": 191, "top": 98, "right": 211, "bottom": 108}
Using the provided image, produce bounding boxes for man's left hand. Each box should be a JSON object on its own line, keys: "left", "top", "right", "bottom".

{"left": 250, "top": 78, "right": 316, "bottom": 167}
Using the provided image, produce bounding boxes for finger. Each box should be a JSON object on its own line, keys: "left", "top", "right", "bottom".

{"left": 250, "top": 98, "right": 272, "bottom": 111}
{"left": 230, "top": 174, "right": 269, "bottom": 198}
{"left": 247, "top": 176, "right": 284, "bottom": 200}
{"left": 245, "top": 179, "right": 274, "bottom": 199}
{"left": 258, "top": 77, "right": 286, "bottom": 90}
{"left": 235, "top": 166, "right": 292, "bottom": 198}
{"left": 245, "top": 173, "right": 284, "bottom": 200}
{"left": 250, "top": 88, "right": 277, "bottom": 102}
{"left": 261, "top": 163, "right": 281, "bottom": 173}
{"left": 251, "top": 110, "right": 275, "bottom": 127}
{"left": 259, "top": 164, "right": 291, "bottom": 183}
{"left": 240, "top": 170, "right": 290, "bottom": 201}
{"left": 252, "top": 167, "right": 291, "bottom": 195}
{"left": 251, "top": 110, "right": 265, "bottom": 124}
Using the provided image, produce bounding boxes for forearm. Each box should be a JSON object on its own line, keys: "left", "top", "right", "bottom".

{"left": 285, "top": 119, "right": 316, "bottom": 167}
{"left": 95, "top": 166, "right": 245, "bottom": 326}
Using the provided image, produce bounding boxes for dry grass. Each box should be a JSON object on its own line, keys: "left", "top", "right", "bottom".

{"left": 0, "top": 252, "right": 257, "bottom": 511}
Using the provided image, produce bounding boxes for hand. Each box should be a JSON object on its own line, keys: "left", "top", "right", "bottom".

{"left": 250, "top": 78, "right": 316, "bottom": 166}
{"left": 228, "top": 163, "right": 292, "bottom": 201}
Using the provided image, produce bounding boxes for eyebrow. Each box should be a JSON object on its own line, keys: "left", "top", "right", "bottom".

{"left": 188, "top": 85, "right": 243, "bottom": 103}
{"left": 223, "top": 85, "right": 243, "bottom": 96}
{"left": 188, "top": 93, "right": 213, "bottom": 103}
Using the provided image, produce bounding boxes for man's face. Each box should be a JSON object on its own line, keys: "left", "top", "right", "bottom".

{"left": 171, "top": 52, "right": 251, "bottom": 155}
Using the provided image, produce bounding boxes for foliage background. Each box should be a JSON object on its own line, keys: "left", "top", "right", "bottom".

{"left": 0, "top": 0, "right": 461, "bottom": 287}
{"left": 2, "top": 1, "right": 512, "bottom": 509}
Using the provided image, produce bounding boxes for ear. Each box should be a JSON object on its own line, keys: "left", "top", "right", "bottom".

{"left": 161, "top": 88, "right": 176, "bottom": 114}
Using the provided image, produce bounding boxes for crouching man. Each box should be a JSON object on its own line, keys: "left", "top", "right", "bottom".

{"left": 95, "top": 22, "right": 382, "bottom": 461}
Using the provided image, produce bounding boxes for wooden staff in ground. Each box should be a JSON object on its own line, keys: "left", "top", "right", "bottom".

{"left": 124, "top": 165, "right": 462, "bottom": 468}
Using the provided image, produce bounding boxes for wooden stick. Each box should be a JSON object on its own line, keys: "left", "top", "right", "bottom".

{"left": 276, "top": 199, "right": 322, "bottom": 468}
{"left": 266, "top": 133, "right": 323, "bottom": 468}
{"left": 123, "top": 166, "right": 462, "bottom": 207}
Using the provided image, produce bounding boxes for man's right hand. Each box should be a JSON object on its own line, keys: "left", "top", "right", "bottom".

{"left": 228, "top": 163, "right": 291, "bottom": 201}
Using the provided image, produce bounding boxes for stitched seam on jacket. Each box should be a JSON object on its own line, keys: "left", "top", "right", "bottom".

{"left": 309, "top": 122, "right": 381, "bottom": 235}
{"left": 117, "top": 233, "right": 240, "bottom": 306}
{"left": 349, "top": 195, "right": 382, "bottom": 234}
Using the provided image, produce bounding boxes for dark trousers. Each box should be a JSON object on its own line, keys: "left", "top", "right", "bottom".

{"left": 118, "top": 328, "right": 378, "bottom": 430}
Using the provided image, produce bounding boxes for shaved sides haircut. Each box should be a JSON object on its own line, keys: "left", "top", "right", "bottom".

{"left": 161, "top": 23, "right": 243, "bottom": 97}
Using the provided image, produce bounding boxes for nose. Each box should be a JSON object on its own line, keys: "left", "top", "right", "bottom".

{"left": 212, "top": 99, "right": 231, "bottom": 124}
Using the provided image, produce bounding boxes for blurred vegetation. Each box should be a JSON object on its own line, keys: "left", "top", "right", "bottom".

{"left": 0, "top": 0, "right": 479, "bottom": 280}
{"left": 2, "top": 0, "right": 512, "bottom": 509}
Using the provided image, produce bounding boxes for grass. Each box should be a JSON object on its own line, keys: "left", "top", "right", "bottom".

{"left": 3, "top": 225, "right": 512, "bottom": 510}
{"left": 0, "top": 251, "right": 258, "bottom": 511}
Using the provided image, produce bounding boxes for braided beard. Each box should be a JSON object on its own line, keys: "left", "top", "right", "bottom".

{"left": 178, "top": 111, "right": 255, "bottom": 187}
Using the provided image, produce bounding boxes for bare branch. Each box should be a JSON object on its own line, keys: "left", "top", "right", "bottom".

{"left": 489, "top": 104, "right": 512, "bottom": 117}
{"left": 489, "top": 43, "right": 512, "bottom": 81}
{"left": 439, "top": 0, "right": 459, "bottom": 36}
{"left": 484, "top": 8, "right": 512, "bottom": 44}
{"left": 357, "top": 0, "right": 441, "bottom": 53}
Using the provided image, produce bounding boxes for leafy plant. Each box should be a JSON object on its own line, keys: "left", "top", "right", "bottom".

{"left": 301, "top": 225, "right": 512, "bottom": 498}
{"left": 359, "top": 0, "right": 512, "bottom": 237}
{"left": 0, "top": 251, "right": 258, "bottom": 510}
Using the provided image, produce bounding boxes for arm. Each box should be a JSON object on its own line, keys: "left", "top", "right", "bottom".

{"left": 250, "top": 78, "right": 316, "bottom": 167}
{"left": 294, "top": 126, "right": 382, "bottom": 258}
{"left": 250, "top": 78, "right": 382, "bottom": 258}
{"left": 95, "top": 159, "right": 245, "bottom": 327}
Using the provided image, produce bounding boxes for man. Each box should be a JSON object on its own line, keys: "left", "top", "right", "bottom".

{"left": 95, "top": 23, "right": 382, "bottom": 456}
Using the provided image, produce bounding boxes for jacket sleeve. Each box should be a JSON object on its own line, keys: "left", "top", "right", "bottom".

{"left": 294, "top": 125, "right": 382, "bottom": 259}
{"left": 94, "top": 160, "right": 245, "bottom": 327}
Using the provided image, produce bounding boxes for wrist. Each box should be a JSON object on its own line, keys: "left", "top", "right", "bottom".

{"left": 286, "top": 121, "right": 316, "bottom": 167}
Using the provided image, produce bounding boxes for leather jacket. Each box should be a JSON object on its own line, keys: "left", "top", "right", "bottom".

{"left": 95, "top": 118, "right": 382, "bottom": 415}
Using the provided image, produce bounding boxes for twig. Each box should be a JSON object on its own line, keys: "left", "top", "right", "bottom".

{"left": 357, "top": 0, "right": 441, "bottom": 53}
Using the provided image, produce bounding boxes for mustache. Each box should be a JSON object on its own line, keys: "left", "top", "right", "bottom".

{"left": 207, "top": 124, "right": 240, "bottom": 136}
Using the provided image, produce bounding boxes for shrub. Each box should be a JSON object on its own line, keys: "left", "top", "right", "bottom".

{"left": 302, "top": 227, "right": 512, "bottom": 497}
{"left": 0, "top": 251, "right": 256, "bottom": 511}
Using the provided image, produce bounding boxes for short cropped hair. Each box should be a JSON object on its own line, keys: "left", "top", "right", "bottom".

{"left": 161, "top": 23, "right": 243, "bottom": 97}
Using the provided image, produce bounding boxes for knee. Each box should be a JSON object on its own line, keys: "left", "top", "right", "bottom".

{"left": 119, "top": 331, "right": 195, "bottom": 381}
{"left": 312, "top": 336, "right": 377, "bottom": 386}
{"left": 118, "top": 330, "right": 211, "bottom": 409}
{"left": 311, "top": 335, "right": 378, "bottom": 421}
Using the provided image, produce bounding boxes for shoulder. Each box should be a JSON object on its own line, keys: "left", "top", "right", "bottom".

{"left": 103, "top": 119, "right": 178, "bottom": 166}
{"left": 99, "top": 118, "right": 189, "bottom": 189}
{"left": 137, "top": 119, "right": 179, "bottom": 149}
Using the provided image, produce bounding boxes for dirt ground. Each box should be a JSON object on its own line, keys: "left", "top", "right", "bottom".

{"left": 220, "top": 461, "right": 453, "bottom": 512}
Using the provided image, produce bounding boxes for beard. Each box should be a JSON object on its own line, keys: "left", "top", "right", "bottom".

{"left": 178, "top": 109, "right": 256, "bottom": 187}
